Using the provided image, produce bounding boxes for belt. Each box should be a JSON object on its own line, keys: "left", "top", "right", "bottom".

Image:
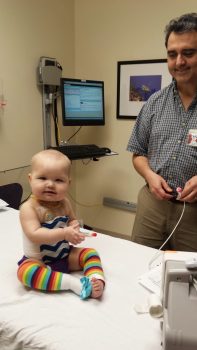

{"left": 169, "top": 198, "right": 182, "bottom": 203}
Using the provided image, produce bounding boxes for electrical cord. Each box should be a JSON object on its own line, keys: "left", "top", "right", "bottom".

{"left": 148, "top": 201, "right": 186, "bottom": 269}
{"left": 66, "top": 126, "right": 82, "bottom": 142}
{"left": 50, "top": 88, "right": 82, "bottom": 145}
{"left": 52, "top": 88, "right": 60, "bottom": 147}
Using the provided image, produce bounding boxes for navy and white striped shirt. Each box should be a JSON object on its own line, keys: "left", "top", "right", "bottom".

{"left": 127, "top": 80, "right": 197, "bottom": 192}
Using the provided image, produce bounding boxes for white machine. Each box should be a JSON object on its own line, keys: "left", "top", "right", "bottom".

{"left": 37, "top": 56, "right": 62, "bottom": 149}
{"left": 37, "top": 56, "right": 62, "bottom": 86}
{"left": 161, "top": 252, "right": 197, "bottom": 350}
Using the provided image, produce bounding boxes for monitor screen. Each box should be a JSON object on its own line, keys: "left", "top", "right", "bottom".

{"left": 61, "top": 78, "right": 105, "bottom": 126}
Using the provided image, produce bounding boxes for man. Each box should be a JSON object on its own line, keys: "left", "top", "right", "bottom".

{"left": 127, "top": 13, "right": 197, "bottom": 251}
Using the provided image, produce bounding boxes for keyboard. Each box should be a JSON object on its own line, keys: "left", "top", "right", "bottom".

{"left": 51, "top": 144, "right": 110, "bottom": 160}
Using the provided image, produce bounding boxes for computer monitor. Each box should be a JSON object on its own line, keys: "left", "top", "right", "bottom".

{"left": 60, "top": 78, "right": 105, "bottom": 126}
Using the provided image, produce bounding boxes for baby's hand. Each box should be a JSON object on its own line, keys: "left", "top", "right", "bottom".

{"left": 68, "top": 219, "right": 80, "bottom": 230}
{"left": 64, "top": 223, "right": 85, "bottom": 245}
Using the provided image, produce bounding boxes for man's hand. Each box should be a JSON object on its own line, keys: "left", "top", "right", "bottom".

{"left": 179, "top": 176, "right": 197, "bottom": 202}
{"left": 146, "top": 172, "right": 173, "bottom": 201}
{"left": 132, "top": 154, "right": 173, "bottom": 201}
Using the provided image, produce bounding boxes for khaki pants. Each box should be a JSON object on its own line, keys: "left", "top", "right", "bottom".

{"left": 132, "top": 185, "right": 197, "bottom": 251}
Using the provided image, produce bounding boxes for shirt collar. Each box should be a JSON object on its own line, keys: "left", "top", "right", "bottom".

{"left": 172, "top": 79, "right": 197, "bottom": 104}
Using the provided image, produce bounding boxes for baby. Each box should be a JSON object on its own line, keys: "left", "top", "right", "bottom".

{"left": 17, "top": 149, "right": 105, "bottom": 299}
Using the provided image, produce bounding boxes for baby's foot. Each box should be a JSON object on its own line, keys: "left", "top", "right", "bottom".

{"left": 91, "top": 277, "right": 104, "bottom": 299}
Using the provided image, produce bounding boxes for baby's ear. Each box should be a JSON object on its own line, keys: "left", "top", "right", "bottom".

{"left": 28, "top": 173, "right": 32, "bottom": 182}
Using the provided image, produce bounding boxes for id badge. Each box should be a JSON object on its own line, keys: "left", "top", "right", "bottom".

{"left": 187, "top": 129, "right": 197, "bottom": 147}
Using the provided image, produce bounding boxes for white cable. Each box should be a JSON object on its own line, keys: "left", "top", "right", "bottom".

{"left": 148, "top": 201, "right": 186, "bottom": 269}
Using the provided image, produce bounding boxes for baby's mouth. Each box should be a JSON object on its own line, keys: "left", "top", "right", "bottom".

{"left": 44, "top": 190, "right": 56, "bottom": 195}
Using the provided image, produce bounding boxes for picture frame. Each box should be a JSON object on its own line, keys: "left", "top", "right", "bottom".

{"left": 116, "top": 59, "right": 172, "bottom": 119}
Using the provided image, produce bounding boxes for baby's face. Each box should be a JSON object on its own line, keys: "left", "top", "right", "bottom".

{"left": 29, "top": 158, "right": 70, "bottom": 202}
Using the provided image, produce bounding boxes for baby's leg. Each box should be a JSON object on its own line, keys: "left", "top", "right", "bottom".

{"left": 17, "top": 259, "right": 91, "bottom": 299}
{"left": 79, "top": 248, "right": 105, "bottom": 298}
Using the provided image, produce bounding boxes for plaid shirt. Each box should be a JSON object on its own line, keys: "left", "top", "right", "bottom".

{"left": 127, "top": 80, "right": 197, "bottom": 193}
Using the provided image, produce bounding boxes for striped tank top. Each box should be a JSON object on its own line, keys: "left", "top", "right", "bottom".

{"left": 40, "top": 216, "right": 70, "bottom": 264}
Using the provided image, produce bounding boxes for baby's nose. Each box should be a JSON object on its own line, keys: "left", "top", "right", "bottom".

{"left": 46, "top": 180, "right": 54, "bottom": 187}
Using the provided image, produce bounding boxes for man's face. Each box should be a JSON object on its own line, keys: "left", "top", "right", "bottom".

{"left": 167, "top": 31, "right": 197, "bottom": 87}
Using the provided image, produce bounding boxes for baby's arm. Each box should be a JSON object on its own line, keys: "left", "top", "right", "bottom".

{"left": 64, "top": 198, "right": 80, "bottom": 230}
{"left": 20, "top": 201, "right": 85, "bottom": 245}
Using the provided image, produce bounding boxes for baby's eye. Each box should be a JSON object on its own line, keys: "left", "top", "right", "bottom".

{"left": 56, "top": 179, "right": 64, "bottom": 183}
{"left": 38, "top": 176, "right": 46, "bottom": 180}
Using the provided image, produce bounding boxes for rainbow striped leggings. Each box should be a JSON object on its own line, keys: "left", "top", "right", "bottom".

{"left": 17, "top": 248, "right": 105, "bottom": 292}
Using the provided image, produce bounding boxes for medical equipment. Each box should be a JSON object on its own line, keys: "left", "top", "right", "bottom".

{"left": 38, "top": 56, "right": 62, "bottom": 86}
{"left": 161, "top": 252, "right": 197, "bottom": 350}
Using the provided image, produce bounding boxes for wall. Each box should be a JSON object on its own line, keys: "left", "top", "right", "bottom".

{"left": 0, "top": 0, "right": 75, "bottom": 200}
{"left": 0, "top": 1, "right": 196, "bottom": 239}
{"left": 74, "top": 0, "right": 197, "bottom": 238}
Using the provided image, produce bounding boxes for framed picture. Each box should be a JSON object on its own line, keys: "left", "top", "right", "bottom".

{"left": 116, "top": 59, "right": 172, "bottom": 119}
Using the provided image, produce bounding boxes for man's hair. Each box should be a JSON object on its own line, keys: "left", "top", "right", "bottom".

{"left": 164, "top": 13, "right": 197, "bottom": 47}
